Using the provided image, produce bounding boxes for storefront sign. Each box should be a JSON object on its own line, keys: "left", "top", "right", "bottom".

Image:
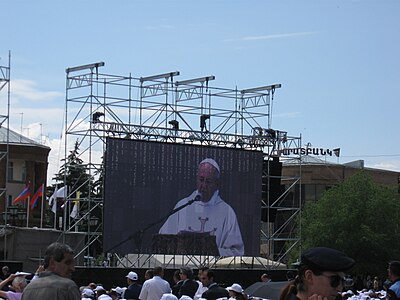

{"left": 279, "top": 147, "right": 340, "bottom": 157}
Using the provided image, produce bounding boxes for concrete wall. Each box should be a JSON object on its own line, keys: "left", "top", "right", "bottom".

{"left": 0, "top": 226, "right": 87, "bottom": 272}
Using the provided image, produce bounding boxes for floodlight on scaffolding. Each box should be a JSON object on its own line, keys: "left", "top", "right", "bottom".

{"left": 140, "top": 71, "right": 180, "bottom": 83}
{"left": 175, "top": 75, "right": 215, "bottom": 86}
{"left": 66, "top": 62, "right": 105, "bottom": 74}
{"left": 241, "top": 84, "right": 281, "bottom": 94}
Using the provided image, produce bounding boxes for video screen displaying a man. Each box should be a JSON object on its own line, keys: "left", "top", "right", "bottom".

{"left": 159, "top": 158, "right": 244, "bottom": 256}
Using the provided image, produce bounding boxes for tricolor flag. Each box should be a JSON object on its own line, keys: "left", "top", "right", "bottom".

{"left": 13, "top": 184, "right": 31, "bottom": 204}
{"left": 30, "top": 184, "right": 44, "bottom": 209}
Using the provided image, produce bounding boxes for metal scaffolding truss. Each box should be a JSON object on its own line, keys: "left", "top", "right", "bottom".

{"left": 0, "top": 52, "right": 10, "bottom": 204}
{"left": 64, "top": 62, "right": 302, "bottom": 268}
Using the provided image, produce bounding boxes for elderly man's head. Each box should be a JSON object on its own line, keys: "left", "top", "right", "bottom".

{"left": 43, "top": 242, "right": 75, "bottom": 278}
{"left": 197, "top": 158, "right": 220, "bottom": 202}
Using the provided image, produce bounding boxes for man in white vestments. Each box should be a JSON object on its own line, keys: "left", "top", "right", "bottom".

{"left": 159, "top": 158, "right": 244, "bottom": 256}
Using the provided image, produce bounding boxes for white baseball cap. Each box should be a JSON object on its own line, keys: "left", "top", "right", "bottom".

{"left": 126, "top": 271, "right": 138, "bottom": 281}
{"left": 226, "top": 283, "right": 243, "bottom": 293}
{"left": 82, "top": 288, "right": 95, "bottom": 297}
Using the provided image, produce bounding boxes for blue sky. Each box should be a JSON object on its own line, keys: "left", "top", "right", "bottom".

{"left": 1, "top": 0, "right": 400, "bottom": 183}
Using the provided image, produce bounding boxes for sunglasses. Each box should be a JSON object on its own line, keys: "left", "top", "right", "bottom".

{"left": 320, "top": 274, "right": 345, "bottom": 288}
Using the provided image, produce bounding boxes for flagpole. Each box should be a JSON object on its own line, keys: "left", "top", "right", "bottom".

{"left": 40, "top": 184, "right": 44, "bottom": 228}
{"left": 26, "top": 196, "right": 30, "bottom": 227}
{"left": 52, "top": 186, "right": 58, "bottom": 230}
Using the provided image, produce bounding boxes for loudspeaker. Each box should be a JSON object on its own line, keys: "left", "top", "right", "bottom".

{"left": 262, "top": 157, "right": 285, "bottom": 205}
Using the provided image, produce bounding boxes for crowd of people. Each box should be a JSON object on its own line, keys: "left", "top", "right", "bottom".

{"left": 1, "top": 242, "right": 400, "bottom": 300}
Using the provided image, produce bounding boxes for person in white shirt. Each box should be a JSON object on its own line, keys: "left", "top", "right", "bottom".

{"left": 159, "top": 158, "right": 244, "bottom": 256}
{"left": 139, "top": 267, "right": 171, "bottom": 300}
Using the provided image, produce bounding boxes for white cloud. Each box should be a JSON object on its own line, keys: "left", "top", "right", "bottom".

{"left": 11, "top": 79, "right": 63, "bottom": 103}
{"left": 224, "top": 31, "right": 316, "bottom": 42}
{"left": 369, "top": 160, "right": 400, "bottom": 172}
{"left": 9, "top": 106, "right": 64, "bottom": 138}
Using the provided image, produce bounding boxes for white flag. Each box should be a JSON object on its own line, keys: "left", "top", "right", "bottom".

{"left": 48, "top": 186, "right": 58, "bottom": 214}
{"left": 48, "top": 186, "right": 68, "bottom": 214}
{"left": 70, "top": 191, "right": 80, "bottom": 219}
{"left": 56, "top": 186, "right": 67, "bottom": 198}
{"left": 70, "top": 202, "right": 79, "bottom": 219}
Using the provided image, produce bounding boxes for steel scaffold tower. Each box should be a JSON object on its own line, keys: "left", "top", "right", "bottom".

{"left": 0, "top": 52, "right": 11, "bottom": 224}
{"left": 64, "top": 62, "right": 302, "bottom": 268}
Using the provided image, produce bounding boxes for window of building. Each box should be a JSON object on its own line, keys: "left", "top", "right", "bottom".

{"left": 304, "top": 184, "right": 317, "bottom": 204}
{"left": 21, "top": 161, "right": 26, "bottom": 181}
{"left": 7, "top": 161, "right": 13, "bottom": 181}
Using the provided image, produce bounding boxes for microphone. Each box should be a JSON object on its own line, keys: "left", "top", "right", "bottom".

{"left": 193, "top": 193, "right": 202, "bottom": 202}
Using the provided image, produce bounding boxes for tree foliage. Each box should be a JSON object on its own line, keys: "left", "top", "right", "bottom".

{"left": 52, "top": 139, "right": 93, "bottom": 197}
{"left": 299, "top": 171, "right": 400, "bottom": 276}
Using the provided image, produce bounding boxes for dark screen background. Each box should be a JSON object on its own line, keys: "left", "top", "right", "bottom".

{"left": 103, "top": 138, "right": 262, "bottom": 256}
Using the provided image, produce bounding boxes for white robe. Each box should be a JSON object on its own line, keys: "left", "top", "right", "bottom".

{"left": 159, "top": 190, "right": 244, "bottom": 256}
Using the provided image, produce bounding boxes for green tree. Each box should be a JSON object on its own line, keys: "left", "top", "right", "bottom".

{"left": 299, "top": 171, "right": 400, "bottom": 276}
{"left": 52, "top": 139, "right": 93, "bottom": 198}
{"left": 92, "top": 155, "right": 104, "bottom": 199}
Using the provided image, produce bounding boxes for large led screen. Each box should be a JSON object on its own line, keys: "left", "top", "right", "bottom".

{"left": 103, "top": 138, "right": 262, "bottom": 256}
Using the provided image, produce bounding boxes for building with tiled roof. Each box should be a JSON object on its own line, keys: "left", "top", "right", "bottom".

{"left": 0, "top": 127, "right": 50, "bottom": 226}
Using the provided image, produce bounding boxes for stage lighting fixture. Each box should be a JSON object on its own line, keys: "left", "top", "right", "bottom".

{"left": 200, "top": 114, "right": 210, "bottom": 132}
{"left": 266, "top": 128, "right": 276, "bottom": 139}
{"left": 168, "top": 120, "right": 179, "bottom": 130}
{"left": 253, "top": 127, "right": 263, "bottom": 136}
{"left": 237, "top": 139, "right": 244, "bottom": 147}
{"left": 278, "top": 131, "right": 287, "bottom": 143}
{"left": 92, "top": 112, "right": 105, "bottom": 123}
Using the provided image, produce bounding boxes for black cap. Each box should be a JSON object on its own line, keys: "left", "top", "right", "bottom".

{"left": 300, "top": 247, "right": 355, "bottom": 272}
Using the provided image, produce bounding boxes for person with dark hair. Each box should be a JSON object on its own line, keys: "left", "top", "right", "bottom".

{"left": 144, "top": 269, "right": 154, "bottom": 281}
{"left": 171, "top": 270, "right": 183, "bottom": 297}
{"left": 280, "top": 247, "right": 355, "bottom": 300}
{"left": 1, "top": 266, "right": 11, "bottom": 291}
{"left": 194, "top": 267, "right": 209, "bottom": 300}
{"left": 1, "top": 266, "right": 11, "bottom": 280}
{"left": 387, "top": 261, "right": 400, "bottom": 300}
{"left": 159, "top": 158, "right": 244, "bottom": 256}
{"left": 178, "top": 267, "right": 199, "bottom": 298}
{"left": 21, "top": 242, "right": 80, "bottom": 300}
{"left": 139, "top": 266, "right": 171, "bottom": 300}
{"left": 261, "top": 273, "right": 271, "bottom": 282}
{"left": 201, "top": 269, "right": 229, "bottom": 300}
